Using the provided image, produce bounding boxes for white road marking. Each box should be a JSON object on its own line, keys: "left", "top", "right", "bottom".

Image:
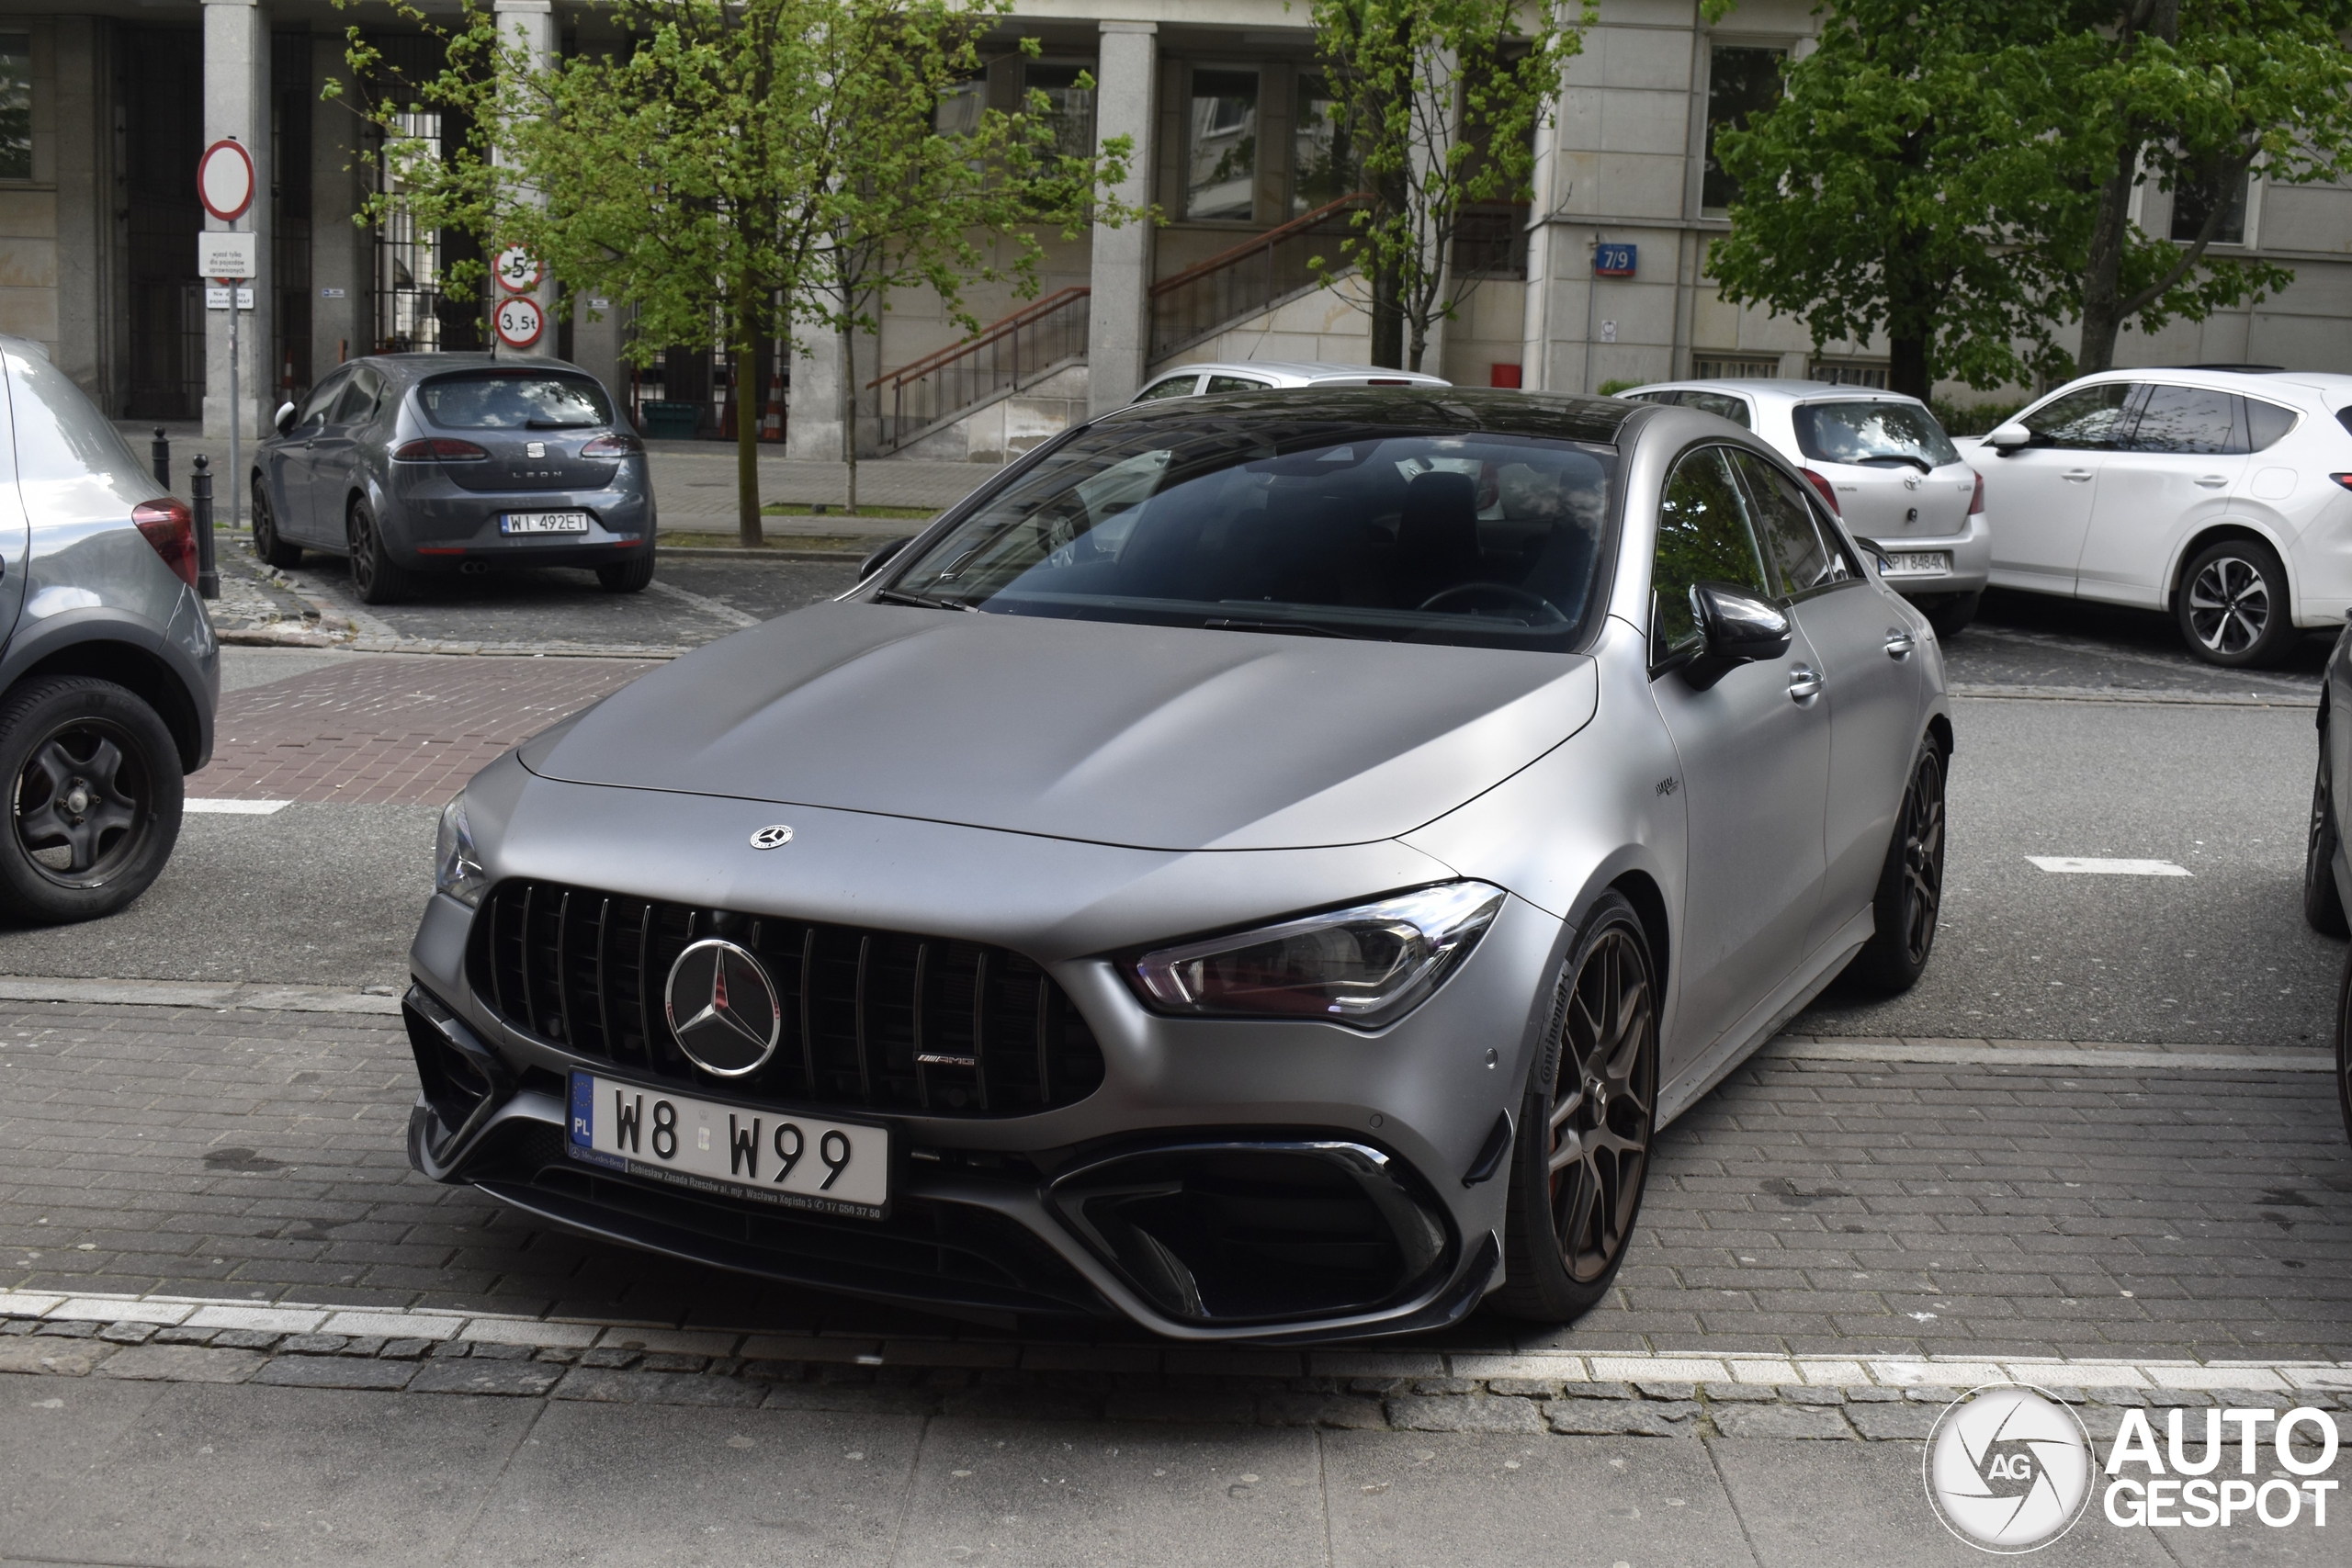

{"left": 645, "top": 577, "right": 762, "bottom": 628}
{"left": 2026, "top": 856, "right": 2192, "bottom": 876}
{"left": 184, "top": 798, "right": 290, "bottom": 815}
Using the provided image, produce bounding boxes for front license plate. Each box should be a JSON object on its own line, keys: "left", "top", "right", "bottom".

{"left": 566, "top": 1071, "right": 889, "bottom": 1218}
{"left": 1882, "top": 550, "right": 1952, "bottom": 578}
{"left": 501, "top": 511, "right": 592, "bottom": 535}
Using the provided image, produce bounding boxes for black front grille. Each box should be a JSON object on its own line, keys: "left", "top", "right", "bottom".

{"left": 468, "top": 880, "right": 1106, "bottom": 1117}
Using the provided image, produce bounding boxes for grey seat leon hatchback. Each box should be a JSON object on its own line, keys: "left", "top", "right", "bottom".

{"left": 252, "top": 353, "right": 653, "bottom": 604}
{"left": 402, "top": 388, "right": 1951, "bottom": 1341}
{"left": 0, "top": 336, "right": 219, "bottom": 924}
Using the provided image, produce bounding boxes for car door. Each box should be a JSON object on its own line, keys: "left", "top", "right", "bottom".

{"left": 2074, "top": 382, "right": 2251, "bottom": 608}
{"left": 272, "top": 367, "right": 349, "bottom": 543}
{"left": 1984, "top": 380, "right": 2143, "bottom": 595}
{"left": 1645, "top": 444, "right": 1832, "bottom": 1065}
{"left": 302, "top": 367, "right": 384, "bottom": 544}
{"left": 0, "top": 358, "right": 25, "bottom": 646}
{"left": 1732, "top": 447, "right": 1923, "bottom": 951}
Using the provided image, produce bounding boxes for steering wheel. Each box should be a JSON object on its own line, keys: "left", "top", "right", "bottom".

{"left": 1416, "top": 581, "right": 1568, "bottom": 624}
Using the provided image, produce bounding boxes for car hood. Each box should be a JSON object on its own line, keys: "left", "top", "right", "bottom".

{"left": 521, "top": 601, "right": 1599, "bottom": 852}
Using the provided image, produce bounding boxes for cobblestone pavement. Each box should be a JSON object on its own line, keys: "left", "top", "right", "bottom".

{"left": 2, "top": 1000, "right": 2345, "bottom": 1367}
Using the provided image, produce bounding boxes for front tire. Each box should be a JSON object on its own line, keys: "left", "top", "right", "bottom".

{"left": 347, "top": 498, "right": 410, "bottom": 605}
{"left": 252, "top": 477, "right": 301, "bottom": 569}
{"left": 1847, "top": 739, "right": 1947, "bottom": 994}
{"left": 0, "top": 676, "right": 184, "bottom": 924}
{"left": 1923, "top": 590, "right": 1979, "bottom": 639}
{"left": 2306, "top": 730, "right": 2348, "bottom": 936}
{"left": 2177, "top": 537, "right": 2295, "bottom": 668}
{"left": 1491, "top": 891, "right": 1658, "bottom": 1323}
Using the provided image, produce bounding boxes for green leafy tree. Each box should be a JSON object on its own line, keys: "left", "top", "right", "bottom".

{"left": 1308, "top": 0, "right": 1589, "bottom": 371}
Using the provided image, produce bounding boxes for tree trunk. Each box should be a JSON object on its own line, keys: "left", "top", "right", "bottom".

{"left": 1886, "top": 333, "right": 1929, "bottom": 402}
{"left": 2075, "top": 137, "right": 2141, "bottom": 377}
{"left": 842, "top": 321, "right": 859, "bottom": 516}
{"left": 734, "top": 328, "right": 762, "bottom": 549}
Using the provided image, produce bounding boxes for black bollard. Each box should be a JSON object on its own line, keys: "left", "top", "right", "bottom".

{"left": 190, "top": 454, "right": 218, "bottom": 601}
{"left": 151, "top": 427, "right": 169, "bottom": 491}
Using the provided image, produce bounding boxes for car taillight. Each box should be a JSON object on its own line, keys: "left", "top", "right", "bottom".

{"left": 1968, "top": 468, "right": 1986, "bottom": 514}
{"left": 390, "top": 438, "right": 490, "bottom": 461}
{"left": 132, "top": 498, "right": 197, "bottom": 589}
{"left": 1798, "top": 468, "right": 1842, "bottom": 515}
{"left": 579, "top": 433, "right": 643, "bottom": 457}
{"left": 2332, "top": 474, "right": 2352, "bottom": 491}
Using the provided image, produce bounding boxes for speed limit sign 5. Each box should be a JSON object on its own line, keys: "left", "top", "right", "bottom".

{"left": 492, "top": 245, "right": 543, "bottom": 294}
{"left": 493, "top": 295, "right": 545, "bottom": 348}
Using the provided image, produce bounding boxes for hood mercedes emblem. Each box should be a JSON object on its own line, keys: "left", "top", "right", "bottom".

{"left": 749, "top": 824, "right": 794, "bottom": 850}
{"left": 663, "top": 938, "right": 782, "bottom": 1077}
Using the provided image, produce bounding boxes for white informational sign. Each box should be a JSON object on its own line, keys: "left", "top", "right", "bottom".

{"left": 1600, "top": 320, "right": 1618, "bottom": 344}
{"left": 198, "top": 138, "right": 255, "bottom": 222}
{"left": 320, "top": 287, "right": 346, "bottom": 299}
{"left": 492, "top": 245, "right": 543, "bottom": 294}
{"left": 205, "top": 286, "right": 255, "bottom": 311}
{"left": 493, "top": 295, "right": 546, "bottom": 348}
{"left": 198, "top": 232, "right": 258, "bottom": 280}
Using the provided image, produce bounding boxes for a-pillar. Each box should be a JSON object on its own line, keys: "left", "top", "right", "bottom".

{"left": 1085, "top": 21, "right": 1156, "bottom": 415}
{"left": 311, "top": 31, "right": 369, "bottom": 376}
{"left": 202, "top": 0, "right": 270, "bottom": 444}
{"left": 493, "top": 0, "right": 558, "bottom": 358}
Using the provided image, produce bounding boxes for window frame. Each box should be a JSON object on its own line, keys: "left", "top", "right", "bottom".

{"left": 1727, "top": 445, "right": 1861, "bottom": 603}
{"left": 1697, "top": 40, "right": 1792, "bottom": 218}
{"left": 1646, "top": 441, "right": 1777, "bottom": 672}
{"left": 1182, "top": 63, "right": 1266, "bottom": 224}
{"left": 0, "top": 31, "right": 29, "bottom": 186}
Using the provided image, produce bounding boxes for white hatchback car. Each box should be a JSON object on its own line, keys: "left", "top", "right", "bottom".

{"left": 1131, "top": 360, "right": 1451, "bottom": 403}
{"left": 1962, "top": 367, "right": 2352, "bottom": 667}
{"left": 1622, "top": 380, "right": 1986, "bottom": 635}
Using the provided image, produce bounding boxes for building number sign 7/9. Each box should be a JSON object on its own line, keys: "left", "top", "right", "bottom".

{"left": 1594, "top": 243, "right": 1636, "bottom": 277}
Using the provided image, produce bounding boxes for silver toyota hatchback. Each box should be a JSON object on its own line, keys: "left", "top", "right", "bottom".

{"left": 402, "top": 389, "right": 1950, "bottom": 1341}
{"left": 253, "top": 354, "right": 653, "bottom": 604}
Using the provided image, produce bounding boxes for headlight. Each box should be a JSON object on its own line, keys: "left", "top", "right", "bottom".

{"left": 435, "top": 798, "right": 490, "bottom": 908}
{"left": 1129, "top": 882, "right": 1505, "bottom": 1030}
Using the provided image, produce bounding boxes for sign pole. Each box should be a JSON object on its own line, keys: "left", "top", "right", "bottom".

{"left": 228, "top": 273, "right": 240, "bottom": 539}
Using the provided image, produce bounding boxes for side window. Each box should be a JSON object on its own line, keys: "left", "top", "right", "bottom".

{"left": 1682, "top": 390, "right": 1753, "bottom": 429}
{"left": 332, "top": 368, "right": 384, "bottom": 424}
{"left": 1651, "top": 446, "right": 1770, "bottom": 663}
{"left": 1204, "top": 374, "right": 1269, "bottom": 393}
{"left": 1133, "top": 376, "right": 1199, "bottom": 403}
{"left": 297, "top": 371, "right": 349, "bottom": 430}
{"left": 2245, "top": 398, "right": 2298, "bottom": 452}
{"left": 1731, "top": 449, "right": 1849, "bottom": 594}
{"left": 2023, "top": 383, "right": 2139, "bottom": 449}
{"left": 2130, "top": 384, "right": 2237, "bottom": 454}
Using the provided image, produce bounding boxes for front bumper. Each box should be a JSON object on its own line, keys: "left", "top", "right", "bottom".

{"left": 402, "top": 765, "right": 1564, "bottom": 1341}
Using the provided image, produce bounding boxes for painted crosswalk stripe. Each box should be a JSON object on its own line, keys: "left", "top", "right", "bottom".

{"left": 2025, "top": 856, "right": 2191, "bottom": 876}
{"left": 184, "top": 799, "right": 291, "bottom": 815}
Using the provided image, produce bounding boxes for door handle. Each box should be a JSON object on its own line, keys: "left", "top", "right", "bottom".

{"left": 1884, "top": 628, "right": 1916, "bottom": 659}
{"left": 1788, "top": 665, "right": 1824, "bottom": 701}
{"left": 2063, "top": 469, "right": 2093, "bottom": 482}
{"left": 2195, "top": 476, "right": 2228, "bottom": 487}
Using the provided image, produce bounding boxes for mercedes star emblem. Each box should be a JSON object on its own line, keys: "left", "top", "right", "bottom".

{"left": 749, "top": 824, "right": 794, "bottom": 850}
{"left": 662, "top": 938, "right": 783, "bottom": 1077}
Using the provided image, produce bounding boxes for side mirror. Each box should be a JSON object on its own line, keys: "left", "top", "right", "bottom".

{"left": 273, "top": 401, "right": 297, "bottom": 436}
{"left": 1680, "top": 581, "right": 1792, "bottom": 691}
{"left": 858, "top": 535, "right": 914, "bottom": 581}
{"left": 1984, "top": 423, "right": 2029, "bottom": 452}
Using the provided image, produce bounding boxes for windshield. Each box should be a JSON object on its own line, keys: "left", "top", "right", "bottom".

{"left": 884, "top": 417, "right": 1616, "bottom": 652}
{"left": 419, "top": 371, "right": 613, "bottom": 429}
{"left": 1792, "top": 400, "right": 1961, "bottom": 470}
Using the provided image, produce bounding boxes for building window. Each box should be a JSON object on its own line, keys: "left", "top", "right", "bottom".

{"left": 1186, "top": 68, "right": 1260, "bottom": 220}
{"left": 0, "top": 34, "right": 29, "bottom": 180}
{"left": 1023, "top": 63, "right": 1095, "bottom": 160}
{"left": 1693, "top": 355, "right": 1781, "bottom": 379}
{"left": 1292, "top": 73, "right": 1353, "bottom": 215}
{"left": 934, "top": 78, "right": 986, "bottom": 139}
{"left": 2170, "top": 161, "right": 2248, "bottom": 246}
{"left": 1808, "top": 357, "right": 1889, "bottom": 388}
{"left": 1702, "top": 45, "right": 1784, "bottom": 214}
{"left": 374, "top": 111, "right": 445, "bottom": 353}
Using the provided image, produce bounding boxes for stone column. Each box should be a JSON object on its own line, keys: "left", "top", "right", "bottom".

{"left": 55, "top": 16, "right": 110, "bottom": 405}
{"left": 1085, "top": 21, "right": 1157, "bottom": 415}
{"left": 203, "top": 0, "right": 270, "bottom": 442}
{"left": 493, "top": 1, "right": 558, "bottom": 358}
{"left": 310, "top": 31, "right": 369, "bottom": 376}
{"left": 783, "top": 321, "right": 844, "bottom": 461}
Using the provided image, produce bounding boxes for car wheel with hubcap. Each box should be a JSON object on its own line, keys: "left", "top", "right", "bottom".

{"left": 0, "top": 676, "right": 184, "bottom": 924}
{"left": 347, "top": 497, "right": 410, "bottom": 605}
{"left": 251, "top": 477, "right": 300, "bottom": 569}
{"left": 2177, "top": 537, "right": 2295, "bottom": 668}
{"left": 1492, "top": 890, "right": 1657, "bottom": 1322}
{"left": 1846, "top": 739, "right": 1947, "bottom": 994}
{"left": 596, "top": 550, "right": 656, "bottom": 593}
{"left": 2307, "top": 730, "right": 2349, "bottom": 936}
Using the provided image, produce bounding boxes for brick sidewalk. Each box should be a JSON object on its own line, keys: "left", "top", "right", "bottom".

{"left": 4, "top": 1000, "right": 2346, "bottom": 1362}
{"left": 200, "top": 656, "right": 658, "bottom": 805}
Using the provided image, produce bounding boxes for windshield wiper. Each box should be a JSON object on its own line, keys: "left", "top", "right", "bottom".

{"left": 1858, "top": 454, "right": 1934, "bottom": 473}
{"left": 1203, "top": 617, "right": 1367, "bottom": 640}
{"left": 873, "top": 587, "right": 977, "bottom": 613}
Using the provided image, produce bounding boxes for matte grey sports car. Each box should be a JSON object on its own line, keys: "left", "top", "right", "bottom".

{"left": 402, "top": 389, "right": 1951, "bottom": 1341}
{"left": 251, "top": 354, "right": 653, "bottom": 605}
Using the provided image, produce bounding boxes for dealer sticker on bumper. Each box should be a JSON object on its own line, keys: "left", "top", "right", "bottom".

{"left": 566, "top": 1071, "right": 889, "bottom": 1218}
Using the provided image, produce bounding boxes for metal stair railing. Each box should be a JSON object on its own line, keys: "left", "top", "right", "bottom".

{"left": 1147, "top": 192, "right": 1373, "bottom": 362}
{"left": 868, "top": 287, "right": 1091, "bottom": 452}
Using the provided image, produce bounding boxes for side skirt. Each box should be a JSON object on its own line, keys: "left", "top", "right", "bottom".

{"left": 1653, "top": 902, "right": 1875, "bottom": 1131}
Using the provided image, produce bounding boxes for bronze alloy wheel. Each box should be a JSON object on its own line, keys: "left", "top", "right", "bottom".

{"left": 1892, "top": 749, "right": 1946, "bottom": 968}
{"left": 2335, "top": 947, "right": 2352, "bottom": 1149}
{"left": 2308, "top": 734, "right": 2349, "bottom": 935}
{"left": 1546, "top": 922, "right": 1658, "bottom": 1283}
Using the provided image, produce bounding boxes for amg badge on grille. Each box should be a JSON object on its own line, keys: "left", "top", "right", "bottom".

{"left": 749, "top": 824, "right": 794, "bottom": 850}
{"left": 663, "top": 939, "right": 783, "bottom": 1077}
